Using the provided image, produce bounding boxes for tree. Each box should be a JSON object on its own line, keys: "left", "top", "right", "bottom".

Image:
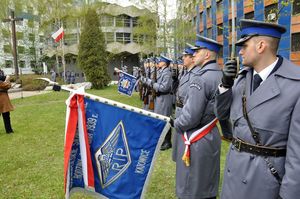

{"left": 133, "top": 15, "right": 157, "bottom": 55}
{"left": 77, "top": 8, "right": 110, "bottom": 89}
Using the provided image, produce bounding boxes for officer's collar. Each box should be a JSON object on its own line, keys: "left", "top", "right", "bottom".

{"left": 201, "top": 60, "right": 217, "bottom": 69}
{"left": 275, "top": 56, "right": 300, "bottom": 80}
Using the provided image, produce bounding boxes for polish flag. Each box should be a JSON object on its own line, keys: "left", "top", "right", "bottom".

{"left": 51, "top": 27, "right": 64, "bottom": 42}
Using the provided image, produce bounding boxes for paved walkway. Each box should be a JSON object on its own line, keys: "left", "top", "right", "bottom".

{"left": 8, "top": 90, "right": 51, "bottom": 100}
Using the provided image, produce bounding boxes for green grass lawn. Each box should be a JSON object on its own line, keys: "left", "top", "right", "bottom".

{"left": 0, "top": 85, "right": 229, "bottom": 199}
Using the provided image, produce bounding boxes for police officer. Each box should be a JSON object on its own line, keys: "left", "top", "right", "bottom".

{"left": 177, "top": 59, "right": 186, "bottom": 80}
{"left": 143, "top": 55, "right": 173, "bottom": 150}
{"left": 172, "top": 44, "right": 196, "bottom": 162}
{"left": 173, "top": 36, "right": 222, "bottom": 199}
{"left": 214, "top": 19, "right": 300, "bottom": 199}
{"left": 141, "top": 59, "right": 150, "bottom": 110}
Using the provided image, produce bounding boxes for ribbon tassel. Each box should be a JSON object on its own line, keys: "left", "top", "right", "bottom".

{"left": 181, "top": 118, "right": 218, "bottom": 167}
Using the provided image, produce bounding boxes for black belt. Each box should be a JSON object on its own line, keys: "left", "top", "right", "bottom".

{"left": 156, "top": 91, "right": 169, "bottom": 97}
{"left": 232, "top": 137, "right": 286, "bottom": 157}
{"left": 176, "top": 101, "right": 183, "bottom": 108}
{"left": 0, "top": 90, "right": 8, "bottom": 93}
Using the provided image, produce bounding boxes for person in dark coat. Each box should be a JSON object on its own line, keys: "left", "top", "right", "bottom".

{"left": 0, "top": 70, "right": 14, "bottom": 134}
{"left": 214, "top": 19, "right": 300, "bottom": 199}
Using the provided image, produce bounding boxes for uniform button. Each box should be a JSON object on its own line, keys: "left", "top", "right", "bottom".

{"left": 227, "top": 168, "right": 230, "bottom": 173}
{"left": 242, "top": 179, "right": 247, "bottom": 184}
{"left": 250, "top": 155, "right": 255, "bottom": 160}
{"left": 231, "top": 145, "right": 235, "bottom": 150}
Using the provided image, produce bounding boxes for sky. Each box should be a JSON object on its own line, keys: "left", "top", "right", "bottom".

{"left": 103, "top": 0, "right": 177, "bottom": 21}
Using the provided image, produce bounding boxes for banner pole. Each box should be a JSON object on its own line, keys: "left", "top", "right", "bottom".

{"left": 61, "top": 86, "right": 170, "bottom": 122}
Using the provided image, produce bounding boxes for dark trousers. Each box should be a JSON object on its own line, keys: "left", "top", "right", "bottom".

{"left": 1, "top": 112, "right": 13, "bottom": 133}
{"left": 163, "top": 128, "right": 172, "bottom": 144}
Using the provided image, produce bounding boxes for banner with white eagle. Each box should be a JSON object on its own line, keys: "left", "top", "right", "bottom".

{"left": 64, "top": 91, "right": 170, "bottom": 199}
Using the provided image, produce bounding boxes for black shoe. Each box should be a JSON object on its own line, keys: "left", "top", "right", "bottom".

{"left": 160, "top": 142, "right": 172, "bottom": 151}
{"left": 6, "top": 129, "right": 14, "bottom": 134}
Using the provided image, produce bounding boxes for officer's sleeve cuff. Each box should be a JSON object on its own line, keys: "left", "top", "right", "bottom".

{"left": 219, "top": 84, "right": 229, "bottom": 94}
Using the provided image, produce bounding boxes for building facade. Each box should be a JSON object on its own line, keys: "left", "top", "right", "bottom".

{"left": 45, "top": 2, "right": 157, "bottom": 81}
{"left": 0, "top": 7, "right": 44, "bottom": 75}
{"left": 0, "top": 2, "right": 157, "bottom": 81}
{"left": 196, "top": 0, "right": 300, "bottom": 65}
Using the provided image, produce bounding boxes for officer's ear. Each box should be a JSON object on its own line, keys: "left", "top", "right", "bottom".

{"left": 205, "top": 50, "right": 212, "bottom": 60}
{"left": 255, "top": 37, "right": 267, "bottom": 54}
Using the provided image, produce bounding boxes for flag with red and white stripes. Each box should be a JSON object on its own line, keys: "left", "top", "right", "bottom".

{"left": 51, "top": 27, "right": 64, "bottom": 42}
{"left": 64, "top": 93, "right": 95, "bottom": 198}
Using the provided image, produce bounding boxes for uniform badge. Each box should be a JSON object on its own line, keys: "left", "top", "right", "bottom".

{"left": 190, "top": 83, "right": 201, "bottom": 91}
{"left": 95, "top": 121, "right": 131, "bottom": 188}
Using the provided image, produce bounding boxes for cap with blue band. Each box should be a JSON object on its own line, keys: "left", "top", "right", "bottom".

{"left": 236, "top": 19, "right": 286, "bottom": 46}
{"left": 182, "top": 43, "right": 196, "bottom": 55}
{"left": 191, "top": 35, "right": 222, "bottom": 53}
{"left": 158, "top": 55, "right": 172, "bottom": 64}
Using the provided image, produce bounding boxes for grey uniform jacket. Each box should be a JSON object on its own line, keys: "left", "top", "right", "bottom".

{"left": 174, "top": 61, "right": 222, "bottom": 199}
{"left": 172, "top": 66, "right": 201, "bottom": 161}
{"left": 152, "top": 67, "right": 173, "bottom": 116}
{"left": 214, "top": 57, "right": 300, "bottom": 199}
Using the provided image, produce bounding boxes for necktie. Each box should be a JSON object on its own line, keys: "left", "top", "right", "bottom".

{"left": 253, "top": 74, "right": 262, "bottom": 92}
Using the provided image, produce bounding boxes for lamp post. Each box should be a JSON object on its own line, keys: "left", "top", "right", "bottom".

{"left": 2, "top": 9, "right": 23, "bottom": 81}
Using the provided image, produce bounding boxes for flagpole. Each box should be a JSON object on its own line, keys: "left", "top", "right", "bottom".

{"left": 61, "top": 24, "right": 66, "bottom": 82}
{"left": 61, "top": 86, "right": 170, "bottom": 122}
{"left": 231, "top": 0, "right": 235, "bottom": 59}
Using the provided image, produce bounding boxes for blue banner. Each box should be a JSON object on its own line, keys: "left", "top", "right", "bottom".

{"left": 118, "top": 72, "right": 137, "bottom": 96}
{"left": 67, "top": 96, "right": 168, "bottom": 199}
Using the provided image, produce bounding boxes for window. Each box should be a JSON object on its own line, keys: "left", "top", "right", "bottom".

{"left": 28, "top": 20, "right": 34, "bottom": 28}
{"left": 29, "top": 33, "right": 35, "bottom": 42}
{"left": 207, "top": 28, "right": 212, "bottom": 38}
{"left": 18, "top": 46, "right": 25, "bottom": 54}
{"left": 133, "top": 34, "right": 143, "bottom": 44}
{"left": 27, "top": 7, "right": 33, "bottom": 14}
{"left": 200, "top": 13, "right": 203, "bottom": 24}
{"left": 245, "top": 11, "right": 254, "bottom": 19}
{"left": 132, "top": 17, "right": 138, "bottom": 27}
{"left": 116, "top": 15, "right": 131, "bottom": 27}
{"left": 29, "top": 47, "right": 36, "bottom": 56}
{"left": 217, "top": 1, "right": 223, "bottom": 13}
{"left": 218, "top": 47, "right": 223, "bottom": 57}
{"left": 5, "top": 60, "right": 13, "bottom": 68}
{"left": 265, "top": 3, "right": 278, "bottom": 22}
{"left": 105, "top": 32, "right": 114, "bottom": 43}
{"left": 2, "top": 29, "right": 10, "bottom": 38}
{"left": 30, "top": 61, "right": 36, "bottom": 68}
{"left": 292, "top": 33, "right": 300, "bottom": 52}
{"left": 16, "top": 32, "right": 24, "bottom": 40}
{"left": 217, "top": 23, "right": 223, "bottom": 35}
{"left": 207, "top": 7, "right": 211, "bottom": 18}
{"left": 64, "top": 33, "right": 77, "bottom": 45}
{"left": 116, "top": 32, "right": 131, "bottom": 44}
{"left": 39, "top": 35, "right": 44, "bottom": 43}
{"left": 16, "top": 20, "right": 23, "bottom": 26}
{"left": 19, "top": 60, "right": 25, "bottom": 68}
{"left": 101, "top": 15, "right": 114, "bottom": 27}
{"left": 3, "top": 45, "right": 11, "bottom": 53}
{"left": 293, "top": 0, "right": 300, "bottom": 15}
